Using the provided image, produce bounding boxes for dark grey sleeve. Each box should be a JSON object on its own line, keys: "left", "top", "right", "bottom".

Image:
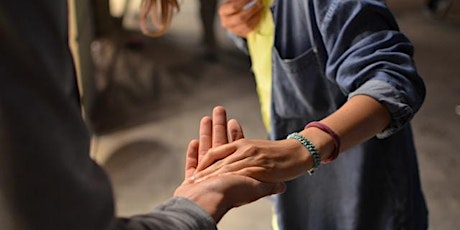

{"left": 115, "top": 198, "right": 217, "bottom": 230}
{"left": 0, "top": 1, "right": 216, "bottom": 230}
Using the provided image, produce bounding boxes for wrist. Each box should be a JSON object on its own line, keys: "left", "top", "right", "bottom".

{"left": 299, "top": 127, "right": 335, "bottom": 162}
{"left": 283, "top": 138, "right": 314, "bottom": 173}
{"left": 193, "top": 193, "right": 227, "bottom": 222}
{"left": 174, "top": 185, "right": 228, "bottom": 222}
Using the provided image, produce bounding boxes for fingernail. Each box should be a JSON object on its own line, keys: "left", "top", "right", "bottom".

{"left": 243, "top": 0, "right": 257, "bottom": 10}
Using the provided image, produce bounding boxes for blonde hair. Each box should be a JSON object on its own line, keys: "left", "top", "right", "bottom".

{"left": 139, "top": 0, "right": 180, "bottom": 37}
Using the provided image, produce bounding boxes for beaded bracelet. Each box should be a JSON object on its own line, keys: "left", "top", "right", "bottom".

{"left": 305, "top": 121, "right": 341, "bottom": 163}
{"left": 286, "top": 132, "right": 321, "bottom": 175}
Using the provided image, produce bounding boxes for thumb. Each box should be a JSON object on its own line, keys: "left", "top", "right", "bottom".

{"left": 185, "top": 140, "right": 199, "bottom": 179}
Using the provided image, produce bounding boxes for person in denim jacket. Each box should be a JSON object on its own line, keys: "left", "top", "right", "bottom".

{"left": 193, "top": 0, "right": 429, "bottom": 229}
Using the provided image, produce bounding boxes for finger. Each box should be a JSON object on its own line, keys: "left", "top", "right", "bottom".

{"left": 245, "top": 9, "right": 263, "bottom": 31}
{"left": 194, "top": 144, "right": 288, "bottom": 183}
{"left": 195, "top": 159, "right": 251, "bottom": 182}
{"left": 228, "top": 119, "right": 244, "bottom": 141}
{"left": 195, "top": 143, "right": 238, "bottom": 171}
{"left": 218, "top": 2, "right": 238, "bottom": 17}
{"left": 195, "top": 142, "right": 254, "bottom": 178}
{"left": 198, "top": 116, "right": 212, "bottom": 160}
{"left": 185, "top": 140, "right": 199, "bottom": 179}
{"left": 212, "top": 106, "right": 228, "bottom": 147}
{"left": 222, "top": 5, "right": 263, "bottom": 37}
{"left": 221, "top": 1, "right": 263, "bottom": 28}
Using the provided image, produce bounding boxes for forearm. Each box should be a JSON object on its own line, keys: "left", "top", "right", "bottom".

{"left": 299, "top": 95, "right": 391, "bottom": 161}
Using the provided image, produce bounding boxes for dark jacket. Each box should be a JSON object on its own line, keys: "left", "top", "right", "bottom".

{"left": 0, "top": 1, "right": 216, "bottom": 229}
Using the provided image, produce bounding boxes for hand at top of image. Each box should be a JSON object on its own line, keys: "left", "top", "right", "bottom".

{"left": 219, "top": 0, "right": 264, "bottom": 37}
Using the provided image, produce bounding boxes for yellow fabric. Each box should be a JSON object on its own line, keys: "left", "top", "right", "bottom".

{"left": 247, "top": 0, "right": 274, "bottom": 133}
{"left": 247, "top": 3, "right": 278, "bottom": 229}
{"left": 271, "top": 207, "right": 280, "bottom": 230}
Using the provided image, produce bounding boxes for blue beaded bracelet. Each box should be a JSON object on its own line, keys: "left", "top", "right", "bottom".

{"left": 287, "top": 132, "right": 321, "bottom": 175}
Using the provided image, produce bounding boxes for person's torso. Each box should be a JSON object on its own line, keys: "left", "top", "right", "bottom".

{"left": 269, "top": 0, "right": 345, "bottom": 139}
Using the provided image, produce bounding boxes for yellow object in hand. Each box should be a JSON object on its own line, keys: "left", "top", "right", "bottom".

{"left": 247, "top": 0, "right": 274, "bottom": 133}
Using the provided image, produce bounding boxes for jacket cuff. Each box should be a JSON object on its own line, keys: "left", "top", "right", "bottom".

{"left": 154, "top": 197, "right": 217, "bottom": 229}
{"left": 349, "top": 79, "right": 414, "bottom": 139}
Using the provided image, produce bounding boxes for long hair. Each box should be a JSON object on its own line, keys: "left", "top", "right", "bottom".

{"left": 139, "top": 0, "right": 180, "bottom": 37}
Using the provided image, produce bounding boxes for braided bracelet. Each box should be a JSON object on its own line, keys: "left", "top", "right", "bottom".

{"left": 286, "top": 132, "right": 321, "bottom": 175}
{"left": 305, "top": 122, "right": 341, "bottom": 163}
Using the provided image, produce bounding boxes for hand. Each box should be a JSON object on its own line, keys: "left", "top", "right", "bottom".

{"left": 219, "top": 0, "right": 264, "bottom": 37}
{"left": 183, "top": 106, "right": 245, "bottom": 179}
{"left": 193, "top": 138, "right": 315, "bottom": 183}
{"left": 174, "top": 106, "right": 285, "bottom": 222}
{"left": 197, "top": 106, "right": 245, "bottom": 162}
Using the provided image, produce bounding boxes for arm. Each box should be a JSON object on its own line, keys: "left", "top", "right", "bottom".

{"left": 193, "top": 1, "right": 425, "bottom": 183}
{"left": 303, "top": 0, "right": 425, "bottom": 159}
{"left": 298, "top": 95, "right": 391, "bottom": 162}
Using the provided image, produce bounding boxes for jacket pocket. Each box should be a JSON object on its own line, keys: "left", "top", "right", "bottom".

{"left": 272, "top": 46, "right": 340, "bottom": 119}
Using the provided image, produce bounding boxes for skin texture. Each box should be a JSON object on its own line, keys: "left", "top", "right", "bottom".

{"left": 218, "top": 0, "right": 264, "bottom": 37}
{"left": 139, "top": 0, "right": 392, "bottom": 220}
{"left": 140, "top": 0, "right": 285, "bottom": 223}
{"left": 138, "top": 1, "right": 287, "bottom": 224}
{"left": 192, "top": 96, "right": 390, "bottom": 183}
{"left": 200, "top": 1, "right": 393, "bottom": 184}
{"left": 174, "top": 106, "right": 286, "bottom": 222}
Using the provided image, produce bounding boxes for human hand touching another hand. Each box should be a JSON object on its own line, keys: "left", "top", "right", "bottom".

{"left": 174, "top": 106, "right": 285, "bottom": 222}
{"left": 188, "top": 107, "right": 327, "bottom": 184}
{"left": 193, "top": 137, "right": 316, "bottom": 183}
{"left": 219, "top": 0, "right": 264, "bottom": 37}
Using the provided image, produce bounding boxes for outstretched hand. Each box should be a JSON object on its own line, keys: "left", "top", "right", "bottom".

{"left": 181, "top": 106, "right": 245, "bottom": 181}
{"left": 190, "top": 107, "right": 316, "bottom": 183}
{"left": 174, "top": 106, "right": 285, "bottom": 222}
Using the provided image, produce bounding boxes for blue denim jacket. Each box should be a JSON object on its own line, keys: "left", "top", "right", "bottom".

{"left": 231, "top": 0, "right": 428, "bottom": 229}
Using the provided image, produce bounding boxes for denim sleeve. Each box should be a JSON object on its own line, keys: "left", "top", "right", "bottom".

{"left": 313, "top": 0, "right": 426, "bottom": 137}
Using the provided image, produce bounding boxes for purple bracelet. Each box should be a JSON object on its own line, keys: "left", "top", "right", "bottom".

{"left": 305, "top": 122, "right": 341, "bottom": 163}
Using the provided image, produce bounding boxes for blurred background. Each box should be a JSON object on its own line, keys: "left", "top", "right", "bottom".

{"left": 68, "top": 0, "right": 460, "bottom": 229}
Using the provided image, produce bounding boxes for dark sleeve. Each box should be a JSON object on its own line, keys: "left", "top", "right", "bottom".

{"left": 0, "top": 1, "right": 215, "bottom": 230}
{"left": 312, "top": 0, "right": 426, "bottom": 137}
{"left": 115, "top": 198, "right": 217, "bottom": 230}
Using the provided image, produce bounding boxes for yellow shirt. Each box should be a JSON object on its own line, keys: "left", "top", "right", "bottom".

{"left": 247, "top": 0, "right": 274, "bottom": 133}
